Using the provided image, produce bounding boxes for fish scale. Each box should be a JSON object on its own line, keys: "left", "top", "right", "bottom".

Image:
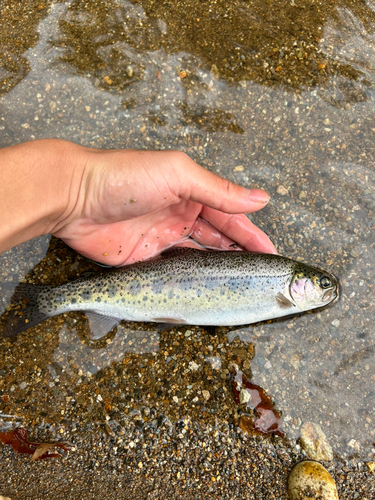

{"left": 2, "top": 249, "right": 339, "bottom": 340}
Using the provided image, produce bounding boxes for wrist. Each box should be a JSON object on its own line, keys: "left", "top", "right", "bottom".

{"left": 0, "top": 139, "right": 87, "bottom": 253}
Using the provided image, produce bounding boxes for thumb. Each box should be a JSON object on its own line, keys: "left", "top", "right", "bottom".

{"left": 176, "top": 154, "right": 270, "bottom": 213}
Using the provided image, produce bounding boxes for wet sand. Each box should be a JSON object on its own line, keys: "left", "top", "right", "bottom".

{"left": 1, "top": 1, "right": 375, "bottom": 498}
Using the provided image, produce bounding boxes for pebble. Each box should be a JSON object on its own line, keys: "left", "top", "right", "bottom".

{"left": 288, "top": 461, "right": 338, "bottom": 500}
{"left": 239, "top": 388, "right": 251, "bottom": 404}
{"left": 188, "top": 361, "right": 199, "bottom": 371}
{"left": 210, "top": 64, "right": 220, "bottom": 79}
{"left": 202, "top": 390, "right": 210, "bottom": 401}
{"left": 299, "top": 422, "right": 333, "bottom": 461}
{"left": 277, "top": 185, "right": 289, "bottom": 196}
{"left": 366, "top": 461, "right": 375, "bottom": 473}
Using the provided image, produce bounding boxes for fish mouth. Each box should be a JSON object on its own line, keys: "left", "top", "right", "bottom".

{"left": 322, "top": 285, "right": 339, "bottom": 304}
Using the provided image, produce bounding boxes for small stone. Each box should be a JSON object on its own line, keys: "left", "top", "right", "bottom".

{"left": 239, "top": 388, "right": 251, "bottom": 404}
{"left": 202, "top": 390, "right": 210, "bottom": 401}
{"left": 288, "top": 461, "right": 338, "bottom": 500}
{"left": 19, "top": 381, "right": 27, "bottom": 390}
{"left": 104, "top": 424, "right": 115, "bottom": 437}
{"left": 210, "top": 64, "right": 220, "bottom": 79}
{"left": 242, "top": 359, "right": 251, "bottom": 371}
{"left": 234, "top": 165, "right": 244, "bottom": 172}
{"left": 299, "top": 190, "right": 307, "bottom": 200}
{"left": 300, "top": 422, "right": 333, "bottom": 461}
{"left": 126, "top": 66, "right": 133, "bottom": 77}
{"left": 277, "top": 185, "right": 289, "bottom": 196}
{"left": 366, "top": 461, "right": 375, "bottom": 472}
{"left": 189, "top": 361, "right": 199, "bottom": 371}
{"left": 331, "top": 319, "right": 340, "bottom": 327}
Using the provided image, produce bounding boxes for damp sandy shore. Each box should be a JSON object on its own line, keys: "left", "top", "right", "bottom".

{"left": 1, "top": 0, "right": 375, "bottom": 498}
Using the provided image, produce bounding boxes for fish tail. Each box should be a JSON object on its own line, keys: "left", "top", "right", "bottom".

{"left": 1, "top": 282, "right": 52, "bottom": 338}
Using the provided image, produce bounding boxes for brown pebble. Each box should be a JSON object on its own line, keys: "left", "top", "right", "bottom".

{"left": 288, "top": 461, "right": 338, "bottom": 500}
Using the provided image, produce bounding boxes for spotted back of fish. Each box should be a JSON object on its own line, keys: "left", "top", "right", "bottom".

{"left": 2, "top": 249, "right": 339, "bottom": 338}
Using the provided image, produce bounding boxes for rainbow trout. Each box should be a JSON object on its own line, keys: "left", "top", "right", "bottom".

{"left": 2, "top": 249, "right": 339, "bottom": 340}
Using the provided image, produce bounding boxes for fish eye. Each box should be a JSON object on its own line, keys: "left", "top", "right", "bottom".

{"left": 319, "top": 276, "right": 332, "bottom": 289}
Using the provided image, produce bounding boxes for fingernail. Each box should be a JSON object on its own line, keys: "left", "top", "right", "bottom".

{"left": 249, "top": 189, "right": 270, "bottom": 204}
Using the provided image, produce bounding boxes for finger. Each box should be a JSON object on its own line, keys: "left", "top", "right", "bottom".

{"left": 200, "top": 208, "right": 278, "bottom": 254}
{"left": 188, "top": 217, "right": 242, "bottom": 250}
{"left": 175, "top": 239, "right": 209, "bottom": 250}
{"left": 174, "top": 153, "right": 270, "bottom": 213}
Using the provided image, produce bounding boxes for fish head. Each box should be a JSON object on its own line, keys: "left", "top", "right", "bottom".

{"left": 289, "top": 264, "right": 339, "bottom": 310}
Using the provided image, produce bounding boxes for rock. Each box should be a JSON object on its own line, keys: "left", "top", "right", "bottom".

{"left": 366, "top": 461, "right": 375, "bottom": 473}
{"left": 277, "top": 185, "right": 289, "bottom": 196}
{"left": 202, "top": 390, "right": 210, "bottom": 401}
{"left": 210, "top": 64, "right": 220, "bottom": 79}
{"left": 299, "top": 422, "right": 333, "bottom": 461}
{"left": 288, "top": 461, "right": 338, "bottom": 500}
{"left": 239, "top": 388, "right": 251, "bottom": 404}
{"left": 188, "top": 361, "right": 199, "bottom": 371}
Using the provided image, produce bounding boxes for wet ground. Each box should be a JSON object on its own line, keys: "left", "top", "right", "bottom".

{"left": 0, "top": 0, "right": 375, "bottom": 498}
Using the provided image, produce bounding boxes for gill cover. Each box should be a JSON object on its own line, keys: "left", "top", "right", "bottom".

{"left": 289, "top": 266, "right": 338, "bottom": 309}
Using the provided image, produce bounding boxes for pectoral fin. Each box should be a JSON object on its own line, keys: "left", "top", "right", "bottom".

{"left": 276, "top": 293, "right": 295, "bottom": 309}
{"left": 86, "top": 312, "right": 120, "bottom": 340}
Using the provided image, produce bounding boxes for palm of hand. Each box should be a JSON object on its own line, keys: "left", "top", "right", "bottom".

{"left": 57, "top": 200, "right": 212, "bottom": 266}
{"left": 53, "top": 149, "right": 276, "bottom": 265}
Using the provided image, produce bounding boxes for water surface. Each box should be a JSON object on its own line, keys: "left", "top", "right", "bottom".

{"left": 1, "top": 0, "right": 374, "bottom": 470}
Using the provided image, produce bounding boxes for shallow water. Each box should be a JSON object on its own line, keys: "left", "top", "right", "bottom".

{"left": 0, "top": 0, "right": 374, "bottom": 469}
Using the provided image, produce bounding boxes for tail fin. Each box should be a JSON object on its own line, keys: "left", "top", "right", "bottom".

{"left": 1, "top": 283, "right": 51, "bottom": 338}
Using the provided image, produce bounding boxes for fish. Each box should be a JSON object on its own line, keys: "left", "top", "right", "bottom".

{"left": 1, "top": 249, "right": 339, "bottom": 340}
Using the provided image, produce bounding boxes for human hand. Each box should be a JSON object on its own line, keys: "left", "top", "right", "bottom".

{"left": 52, "top": 148, "right": 276, "bottom": 266}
